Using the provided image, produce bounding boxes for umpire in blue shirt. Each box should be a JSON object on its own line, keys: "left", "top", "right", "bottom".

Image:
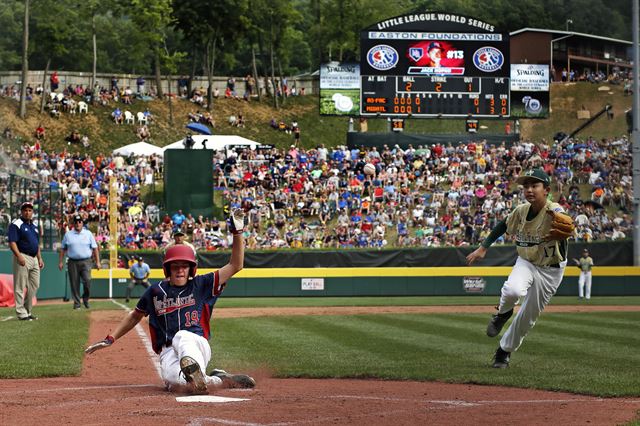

{"left": 126, "top": 256, "right": 151, "bottom": 303}
{"left": 7, "top": 202, "right": 44, "bottom": 321}
{"left": 58, "top": 215, "right": 100, "bottom": 309}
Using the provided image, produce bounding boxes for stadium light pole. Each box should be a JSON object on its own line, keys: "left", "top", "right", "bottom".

{"left": 632, "top": 0, "right": 640, "bottom": 265}
{"left": 565, "top": 19, "right": 573, "bottom": 32}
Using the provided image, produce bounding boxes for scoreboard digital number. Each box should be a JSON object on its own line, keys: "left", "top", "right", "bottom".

{"left": 391, "top": 118, "right": 404, "bottom": 131}
{"left": 466, "top": 118, "right": 479, "bottom": 133}
{"left": 361, "top": 76, "right": 509, "bottom": 117}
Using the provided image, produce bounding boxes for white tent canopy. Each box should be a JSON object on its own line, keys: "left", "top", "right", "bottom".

{"left": 162, "top": 135, "right": 261, "bottom": 152}
{"left": 112, "top": 141, "right": 164, "bottom": 157}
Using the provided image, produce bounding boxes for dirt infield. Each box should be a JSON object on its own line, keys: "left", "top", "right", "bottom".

{"left": 2, "top": 306, "right": 640, "bottom": 425}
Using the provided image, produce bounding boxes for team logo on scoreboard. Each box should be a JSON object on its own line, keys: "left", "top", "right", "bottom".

{"left": 408, "top": 47, "right": 424, "bottom": 62}
{"left": 473, "top": 47, "right": 504, "bottom": 72}
{"left": 367, "top": 45, "right": 399, "bottom": 71}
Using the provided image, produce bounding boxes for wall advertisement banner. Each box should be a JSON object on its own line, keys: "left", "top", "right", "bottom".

{"left": 510, "top": 64, "right": 550, "bottom": 91}
{"left": 319, "top": 62, "right": 361, "bottom": 115}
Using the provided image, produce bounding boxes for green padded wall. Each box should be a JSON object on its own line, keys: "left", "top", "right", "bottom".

{"left": 163, "top": 149, "right": 214, "bottom": 218}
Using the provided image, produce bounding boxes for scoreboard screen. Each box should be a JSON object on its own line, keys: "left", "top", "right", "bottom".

{"left": 360, "top": 12, "right": 510, "bottom": 118}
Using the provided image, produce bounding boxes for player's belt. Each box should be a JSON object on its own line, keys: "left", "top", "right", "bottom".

{"left": 69, "top": 257, "right": 91, "bottom": 262}
{"left": 549, "top": 263, "right": 560, "bottom": 268}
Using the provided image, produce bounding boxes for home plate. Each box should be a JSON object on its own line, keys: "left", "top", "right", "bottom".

{"left": 176, "top": 395, "right": 250, "bottom": 403}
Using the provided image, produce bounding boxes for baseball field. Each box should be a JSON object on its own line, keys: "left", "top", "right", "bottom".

{"left": 1, "top": 296, "right": 639, "bottom": 425}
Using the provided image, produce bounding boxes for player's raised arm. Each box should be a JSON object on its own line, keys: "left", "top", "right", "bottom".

{"left": 217, "top": 209, "right": 246, "bottom": 284}
{"left": 466, "top": 219, "right": 507, "bottom": 265}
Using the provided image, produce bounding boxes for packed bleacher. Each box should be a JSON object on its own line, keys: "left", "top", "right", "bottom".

{"left": 0, "top": 128, "right": 633, "bottom": 251}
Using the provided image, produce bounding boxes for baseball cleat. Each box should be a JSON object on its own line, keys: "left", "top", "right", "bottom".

{"left": 492, "top": 346, "right": 511, "bottom": 368}
{"left": 209, "top": 368, "right": 256, "bottom": 389}
{"left": 486, "top": 308, "right": 514, "bottom": 337}
{"left": 180, "top": 356, "right": 208, "bottom": 395}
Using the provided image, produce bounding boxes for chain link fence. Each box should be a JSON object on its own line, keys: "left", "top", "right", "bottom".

{"left": 0, "top": 170, "right": 63, "bottom": 251}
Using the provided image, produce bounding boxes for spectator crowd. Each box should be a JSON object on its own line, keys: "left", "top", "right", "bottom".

{"left": 0, "top": 129, "right": 634, "bottom": 252}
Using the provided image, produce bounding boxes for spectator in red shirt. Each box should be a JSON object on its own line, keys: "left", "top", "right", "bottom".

{"left": 35, "top": 124, "right": 46, "bottom": 140}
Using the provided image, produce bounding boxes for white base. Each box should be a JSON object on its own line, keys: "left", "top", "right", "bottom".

{"left": 176, "top": 395, "right": 250, "bottom": 403}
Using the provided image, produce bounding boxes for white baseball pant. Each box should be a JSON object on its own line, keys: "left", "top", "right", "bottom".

{"left": 497, "top": 257, "right": 565, "bottom": 353}
{"left": 578, "top": 271, "right": 592, "bottom": 299}
{"left": 159, "top": 330, "right": 222, "bottom": 388}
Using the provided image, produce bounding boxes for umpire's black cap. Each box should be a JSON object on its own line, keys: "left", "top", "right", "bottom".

{"left": 20, "top": 201, "right": 34, "bottom": 210}
{"left": 73, "top": 215, "right": 83, "bottom": 223}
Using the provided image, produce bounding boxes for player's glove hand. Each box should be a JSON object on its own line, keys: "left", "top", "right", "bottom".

{"left": 85, "top": 335, "right": 115, "bottom": 354}
{"left": 544, "top": 210, "right": 575, "bottom": 241}
{"left": 229, "top": 209, "right": 246, "bottom": 235}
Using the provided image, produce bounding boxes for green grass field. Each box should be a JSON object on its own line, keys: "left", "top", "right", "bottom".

{"left": 1, "top": 296, "right": 639, "bottom": 397}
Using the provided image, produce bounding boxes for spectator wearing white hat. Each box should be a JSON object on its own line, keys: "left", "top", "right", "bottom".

{"left": 164, "top": 229, "right": 196, "bottom": 255}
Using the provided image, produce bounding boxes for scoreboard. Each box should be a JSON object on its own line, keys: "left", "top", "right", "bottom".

{"left": 359, "top": 12, "right": 510, "bottom": 118}
{"left": 361, "top": 75, "right": 509, "bottom": 117}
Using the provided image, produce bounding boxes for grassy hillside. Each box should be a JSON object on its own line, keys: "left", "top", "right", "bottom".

{"left": 0, "top": 81, "right": 631, "bottom": 155}
{"left": 522, "top": 82, "right": 632, "bottom": 141}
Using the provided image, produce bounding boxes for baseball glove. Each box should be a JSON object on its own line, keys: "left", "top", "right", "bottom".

{"left": 229, "top": 208, "right": 246, "bottom": 235}
{"left": 85, "top": 335, "right": 115, "bottom": 354}
{"left": 545, "top": 210, "right": 575, "bottom": 240}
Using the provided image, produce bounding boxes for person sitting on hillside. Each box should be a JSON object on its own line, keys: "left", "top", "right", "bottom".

{"left": 49, "top": 104, "right": 61, "bottom": 118}
{"left": 190, "top": 88, "right": 204, "bottom": 105}
{"left": 234, "top": 114, "right": 245, "bottom": 128}
{"left": 34, "top": 124, "right": 46, "bottom": 140}
{"left": 112, "top": 108, "right": 124, "bottom": 124}
{"left": 143, "top": 109, "right": 154, "bottom": 124}
{"left": 122, "top": 86, "right": 133, "bottom": 104}
{"left": 188, "top": 110, "right": 202, "bottom": 122}
{"left": 137, "top": 125, "right": 150, "bottom": 141}
{"left": 65, "top": 130, "right": 82, "bottom": 145}
{"left": 201, "top": 111, "right": 214, "bottom": 127}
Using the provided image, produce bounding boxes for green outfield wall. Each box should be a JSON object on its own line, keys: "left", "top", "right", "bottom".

{"left": 87, "top": 266, "right": 640, "bottom": 298}
{"left": 1, "top": 250, "right": 639, "bottom": 299}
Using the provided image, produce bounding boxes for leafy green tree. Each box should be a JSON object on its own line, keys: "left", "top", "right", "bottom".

{"left": 0, "top": 0, "right": 23, "bottom": 70}
{"left": 127, "top": 0, "right": 177, "bottom": 98}
{"left": 29, "top": 0, "right": 84, "bottom": 113}
{"left": 172, "top": 0, "right": 248, "bottom": 110}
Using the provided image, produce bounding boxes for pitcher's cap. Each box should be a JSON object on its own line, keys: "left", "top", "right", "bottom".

{"left": 516, "top": 169, "right": 550, "bottom": 186}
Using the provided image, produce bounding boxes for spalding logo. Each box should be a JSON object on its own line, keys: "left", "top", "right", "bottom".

{"left": 473, "top": 47, "right": 504, "bottom": 72}
{"left": 367, "top": 45, "right": 399, "bottom": 71}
